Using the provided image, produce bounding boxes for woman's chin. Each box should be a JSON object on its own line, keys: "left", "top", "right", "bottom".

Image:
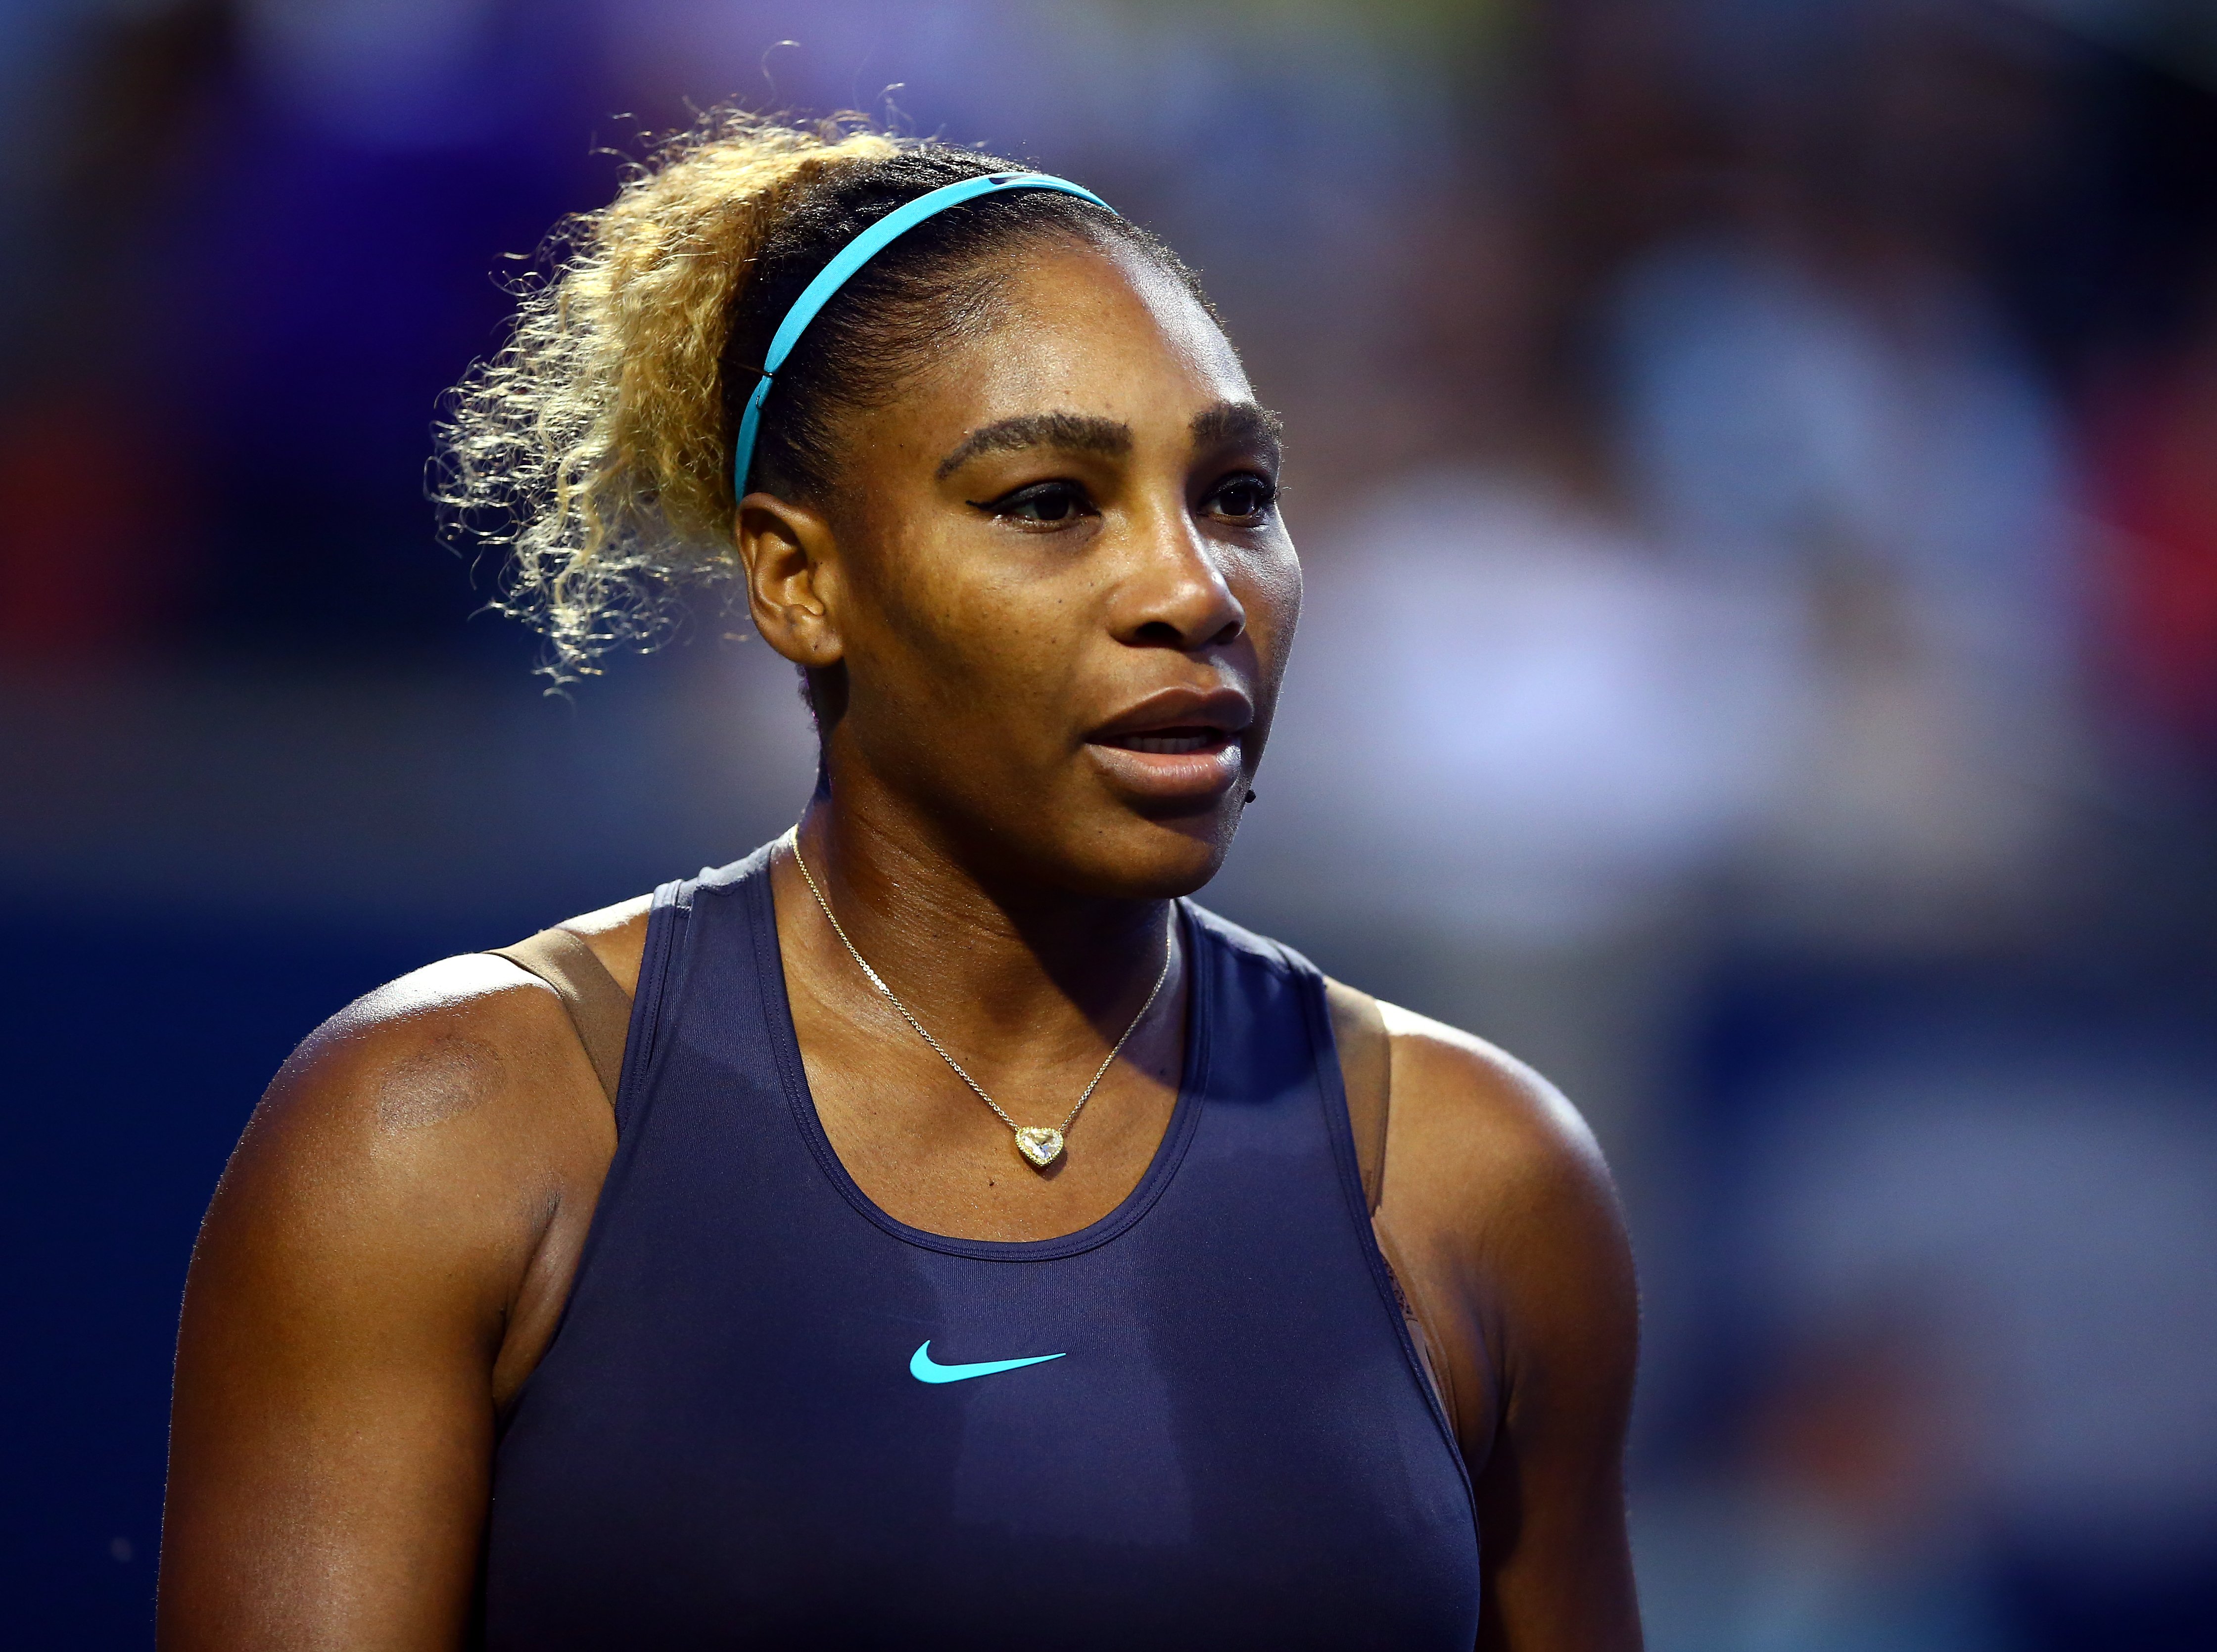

{"left": 1044, "top": 799, "right": 1241, "bottom": 902}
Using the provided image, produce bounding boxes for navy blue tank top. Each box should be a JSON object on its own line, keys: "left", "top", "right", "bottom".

{"left": 483, "top": 845, "right": 1479, "bottom": 1648}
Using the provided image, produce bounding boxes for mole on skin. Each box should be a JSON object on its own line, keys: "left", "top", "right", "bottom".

{"left": 375, "top": 1036, "right": 505, "bottom": 1134}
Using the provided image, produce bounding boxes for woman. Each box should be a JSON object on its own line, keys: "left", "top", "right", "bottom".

{"left": 160, "top": 118, "right": 1641, "bottom": 1650}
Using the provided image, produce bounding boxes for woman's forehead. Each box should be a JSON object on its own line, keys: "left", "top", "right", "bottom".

{"left": 921, "top": 243, "right": 1250, "bottom": 439}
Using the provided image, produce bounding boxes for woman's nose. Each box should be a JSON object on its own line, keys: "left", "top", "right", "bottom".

{"left": 1113, "top": 509, "right": 1246, "bottom": 652}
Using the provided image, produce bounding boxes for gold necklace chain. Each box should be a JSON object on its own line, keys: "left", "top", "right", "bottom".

{"left": 786, "top": 827, "right": 1174, "bottom": 1170}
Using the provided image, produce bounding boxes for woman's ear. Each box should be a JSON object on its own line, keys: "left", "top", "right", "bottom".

{"left": 735, "top": 492, "right": 845, "bottom": 669}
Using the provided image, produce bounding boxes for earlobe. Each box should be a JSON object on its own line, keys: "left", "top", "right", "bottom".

{"left": 736, "top": 492, "right": 845, "bottom": 668}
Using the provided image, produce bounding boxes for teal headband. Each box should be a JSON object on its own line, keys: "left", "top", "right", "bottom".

{"left": 730, "top": 171, "right": 1116, "bottom": 496}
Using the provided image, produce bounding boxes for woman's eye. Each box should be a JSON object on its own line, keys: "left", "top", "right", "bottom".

{"left": 1208, "top": 475, "right": 1277, "bottom": 522}
{"left": 979, "top": 481, "right": 1095, "bottom": 526}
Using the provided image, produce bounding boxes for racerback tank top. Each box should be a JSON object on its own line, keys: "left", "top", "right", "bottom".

{"left": 482, "top": 844, "right": 1480, "bottom": 1649}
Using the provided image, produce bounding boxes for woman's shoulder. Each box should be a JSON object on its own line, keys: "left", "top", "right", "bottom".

{"left": 1203, "top": 910, "right": 1619, "bottom": 1224}
{"left": 213, "top": 894, "right": 658, "bottom": 1261}
{"left": 1361, "top": 997, "right": 1638, "bottom": 1481}
{"left": 274, "top": 890, "right": 652, "bottom": 1140}
{"left": 1368, "top": 995, "right": 1637, "bottom": 1403}
{"left": 1374, "top": 1002, "right": 1615, "bottom": 1213}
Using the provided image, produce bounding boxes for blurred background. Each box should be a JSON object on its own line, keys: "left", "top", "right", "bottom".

{"left": 4, "top": 0, "right": 2215, "bottom": 1644}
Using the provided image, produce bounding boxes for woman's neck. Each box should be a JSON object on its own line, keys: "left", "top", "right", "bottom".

{"left": 787, "top": 786, "right": 1174, "bottom": 1061}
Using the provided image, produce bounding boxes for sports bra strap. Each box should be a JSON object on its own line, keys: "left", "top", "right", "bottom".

{"left": 1325, "top": 977, "right": 1392, "bottom": 1215}
{"left": 489, "top": 929, "right": 633, "bottom": 1107}
{"left": 1324, "top": 978, "right": 1448, "bottom": 1409}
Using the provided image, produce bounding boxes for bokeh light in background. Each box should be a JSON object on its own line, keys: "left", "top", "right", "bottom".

{"left": 4, "top": 0, "right": 2215, "bottom": 1645}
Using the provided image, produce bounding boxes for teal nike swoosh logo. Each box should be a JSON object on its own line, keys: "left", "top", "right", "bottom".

{"left": 909, "top": 1340, "right": 1066, "bottom": 1384}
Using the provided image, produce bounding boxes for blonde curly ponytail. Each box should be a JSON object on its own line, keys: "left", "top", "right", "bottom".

{"left": 434, "top": 113, "right": 898, "bottom": 680}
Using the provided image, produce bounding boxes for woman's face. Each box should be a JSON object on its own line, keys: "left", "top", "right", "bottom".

{"left": 743, "top": 238, "right": 1300, "bottom": 900}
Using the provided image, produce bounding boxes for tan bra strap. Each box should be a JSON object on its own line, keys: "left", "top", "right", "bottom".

{"left": 1323, "top": 977, "right": 1391, "bottom": 1215}
{"left": 1324, "top": 978, "right": 1453, "bottom": 1414}
{"left": 488, "top": 928, "right": 634, "bottom": 1108}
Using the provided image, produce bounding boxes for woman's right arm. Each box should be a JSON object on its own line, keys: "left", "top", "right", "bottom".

{"left": 158, "top": 956, "right": 614, "bottom": 1651}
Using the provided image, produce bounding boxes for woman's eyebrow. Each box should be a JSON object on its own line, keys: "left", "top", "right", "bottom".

{"left": 935, "top": 412, "right": 1132, "bottom": 479}
{"left": 1190, "top": 400, "right": 1283, "bottom": 460}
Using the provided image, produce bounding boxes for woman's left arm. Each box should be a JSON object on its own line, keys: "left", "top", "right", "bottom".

{"left": 1375, "top": 1010, "right": 1643, "bottom": 1652}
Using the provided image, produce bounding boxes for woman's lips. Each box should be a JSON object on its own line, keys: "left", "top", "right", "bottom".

{"left": 1118, "top": 730, "right": 1216, "bottom": 755}
{"left": 1085, "top": 725, "right": 1245, "bottom": 803}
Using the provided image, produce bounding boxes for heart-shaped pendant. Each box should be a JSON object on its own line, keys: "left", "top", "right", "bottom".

{"left": 1013, "top": 1126, "right": 1065, "bottom": 1169}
